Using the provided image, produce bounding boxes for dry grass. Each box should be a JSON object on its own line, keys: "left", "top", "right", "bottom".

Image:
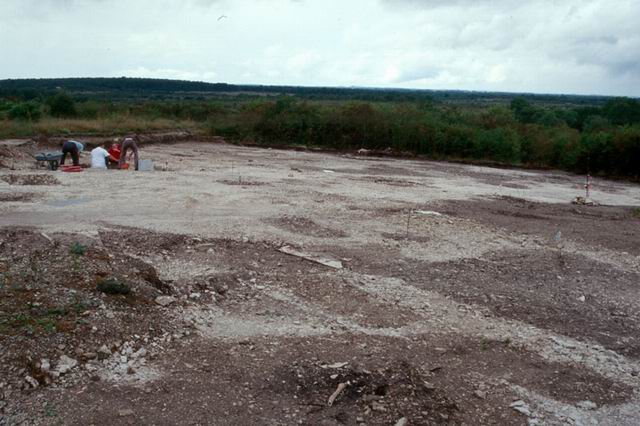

{"left": 0, "top": 117, "right": 202, "bottom": 138}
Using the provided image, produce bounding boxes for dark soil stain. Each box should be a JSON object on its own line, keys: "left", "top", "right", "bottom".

{"left": 1, "top": 174, "right": 60, "bottom": 186}
{"left": 0, "top": 192, "right": 36, "bottom": 202}
{"left": 266, "top": 215, "right": 348, "bottom": 238}
{"left": 436, "top": 196, "right": 640, "bottom": 255}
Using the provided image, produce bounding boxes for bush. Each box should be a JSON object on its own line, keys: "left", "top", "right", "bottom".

{"left": 47, "top": 92, "right": 77, "bottom": 117}
{"left": 7, "top": 101, "right": 42, "bottom": 121}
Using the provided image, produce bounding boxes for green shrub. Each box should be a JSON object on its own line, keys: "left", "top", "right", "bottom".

{"left": 7, "top": 101, "right": 42, "bottom": 121}
{"left": 47, "top": 92, "right": 77, "bottom": 117}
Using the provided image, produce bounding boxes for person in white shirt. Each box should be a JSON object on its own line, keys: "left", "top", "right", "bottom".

{"left": 90, "top": 142, "right": 113, "bottom": 169}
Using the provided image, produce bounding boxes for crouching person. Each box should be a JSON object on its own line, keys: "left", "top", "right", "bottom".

{"left": 90, "top": 142, "right": 114, "bottom": 169}
{"left": 107, "top": 142, "right": 122, "bottom": 169}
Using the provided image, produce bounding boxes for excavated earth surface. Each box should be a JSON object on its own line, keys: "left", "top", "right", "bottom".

{"left": 1, "top": 138, "right": 640, "bottom": 425}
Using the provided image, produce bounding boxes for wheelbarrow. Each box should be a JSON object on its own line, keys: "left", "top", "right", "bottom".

{"left": 35, "top": 151, "right": 63, "bottom": 171}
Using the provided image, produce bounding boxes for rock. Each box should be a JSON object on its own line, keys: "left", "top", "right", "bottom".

{"left": 415, "top": 210, "right": 442, "bottom": 217}
{"left": 394, "top": 417, "right": 408, "bottom": 426}
{"left": 322, "top": 362, "right": 348, "bottom": 369}
{"left": 189, "top": 293, "right": 201, "bottom": 300}
{"left": 371, "top": 401, "right": 386, "bottom": 412}
{"left": 118, "top": 409, "right": 134, "bottom": 417}
{"left": 195, "top": 244, "right": 216, "bottom": 252}
{"left": 474, "top": 390, "right": 487, "bottom": 399}
{"left": 40, "top": 359, "right": 51, "bottom": 373}
{"left": 577, "top": 295, "right": 586, "bottom": 302}
{"left": 56, "top": 355, "right": 78, "bottom": 375}
{"left": 131, "top": 348, "right": 147, "bottom": 359}
{"left": 24, "top": 376, "right": 39, "bottom": 388}
{"left": 572, "top": 197, "right": 598, "bottom": 206}
{"left": 97, "top": 345, "right": 111, "bottom": 360}
{"left": 363, "top": 394, "right": 382, "bottom": 402}
{"left": 577, "top": 400, "right": 597, "bottom": 410}
{"left": 423, "top": 381, "right": 436, "bottom": 391}
{"left": 510, "top": 400, "right": 532, "bottom": 417}
{"left": 155, "top": 296, "right": 177, "bottom": 307}
{"left": 83, "top": 352, "right": 97, "bottom": 360}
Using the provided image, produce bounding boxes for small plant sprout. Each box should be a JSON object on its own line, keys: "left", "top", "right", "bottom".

{"left": 70, "top": 242, "right": 86, "bottom": 256}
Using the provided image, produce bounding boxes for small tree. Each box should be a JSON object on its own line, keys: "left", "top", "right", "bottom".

{"left": 47, "top": 92, "right": 77, "bottom": 117}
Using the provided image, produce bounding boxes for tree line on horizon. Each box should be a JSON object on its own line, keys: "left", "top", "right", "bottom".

{"left": 0, "top": 83, "right": 638, "bottom": 180}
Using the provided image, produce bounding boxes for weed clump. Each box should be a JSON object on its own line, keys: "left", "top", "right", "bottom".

{"left": 96, "top": 277, "right": 130, "bottom": 295}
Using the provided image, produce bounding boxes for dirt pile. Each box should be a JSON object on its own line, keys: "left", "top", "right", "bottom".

{"left": 266, "top": 215, "right": 348, "bottom": 238}
{"left": 0, "top": 228, "right": 178, "bottom": 397}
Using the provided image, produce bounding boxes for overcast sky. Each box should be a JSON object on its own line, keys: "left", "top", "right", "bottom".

{"left": 1, "top": 0, "right": 639, "bottom": 96}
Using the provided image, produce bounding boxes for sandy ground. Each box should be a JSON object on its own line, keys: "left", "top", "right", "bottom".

{"left": 1, "top": 140, "right": 640, "bottom": 425}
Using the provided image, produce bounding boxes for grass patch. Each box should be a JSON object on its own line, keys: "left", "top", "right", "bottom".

{"left": 0, "top": 300, "right": 91, "bottom": 335}
{"left": 632, "top": 208, "right": 640, "bottom": 218}
{"left": 45, "top": 306, "right": 67, "bottom": 316}
{"left": 0, "top": 117, "right": 201, "bottom": 138}
{"left": 36, "top": 318, "right": 57, "bottom": 333}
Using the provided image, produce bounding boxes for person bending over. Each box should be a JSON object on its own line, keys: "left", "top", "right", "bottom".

{"left": 61, "top": 140, "right": 84, "bottom": 166}
{"left": 119, "top": 135, "right": 140, "bottom": 171}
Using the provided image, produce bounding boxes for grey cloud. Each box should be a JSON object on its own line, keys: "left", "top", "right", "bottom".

{"left": 0, "top": 0, "right": 638, "bottom": 96}
{"left": 393, "top": 67, "right": 441, "bottom": 84}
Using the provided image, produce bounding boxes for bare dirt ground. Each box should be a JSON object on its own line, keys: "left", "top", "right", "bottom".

{"left": 1, "top": 139, "right": 640, "bottom": 425}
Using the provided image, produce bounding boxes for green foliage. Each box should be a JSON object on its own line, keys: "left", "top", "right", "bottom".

{"left": 70, "top": 242, "right": 86, "bottom": 256}
{"left": 603, "top": 98, "right": 640, "bottom": 125}
{"left": 47, "top": 92, "right": 77, "bottom": 117}
{"left": 7, "top": 101, "right": 42, "bottom": 121}
{"left": 1, "top": 78, "right": 639, "bottom": 179}
{"left": 36, "top": 318, "right": 57, "bottom": 333}
{"left": 583, "top": 115, "right": 611, "bottom": 133}
{"left": 44, "top": 402, "right": 57, "bottom": 418}
{"left": 510, "top": 98, "right": 538, "bottom": 123}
